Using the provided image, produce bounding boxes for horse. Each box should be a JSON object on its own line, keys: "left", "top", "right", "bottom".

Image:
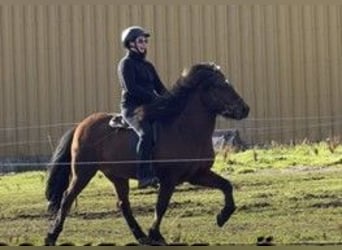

{"left": 44, "top": 62, "right": 249, "bottom": 245}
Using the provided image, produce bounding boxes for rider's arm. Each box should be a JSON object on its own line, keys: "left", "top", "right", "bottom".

{"left": 118, "top": 59, "right": 157, "bottom": 102}
{"left": 149, "top": 63, "right": 169, "bottom": 96}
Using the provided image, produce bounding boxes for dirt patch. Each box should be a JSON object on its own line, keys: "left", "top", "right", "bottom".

{"left": 245, "top": 165, "right": 342, "bottom": 177}
{"left": 238, "top": 201, "right": 272, "bottom": 212}
{"left": 311, "top": 200, "right": 342, "bottom": 208}
{"left": 75, "top": 210, "right": 119, "bottom": 220}
{"left": 280, "top": 165, "right": 342, "bottom": 174}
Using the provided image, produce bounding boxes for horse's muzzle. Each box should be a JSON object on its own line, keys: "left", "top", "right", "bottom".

{"left": 221, "top": 102, "right": 249, "bottom": 120}
{"left": 235, "top": 103, "right": 249, "bottom": 120}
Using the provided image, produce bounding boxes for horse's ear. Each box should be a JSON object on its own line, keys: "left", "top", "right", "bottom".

{"left": 209, "top": 62, "right": 220, "bottom": 71}
{"left": 214, "top": 64, "right": 221, "bottom": 71}
{"left": 181, "top": 68, "right": 189, "bottom": 78}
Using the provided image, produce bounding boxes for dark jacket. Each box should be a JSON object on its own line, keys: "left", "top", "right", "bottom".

{"left": 118, "top": 50, "right": 167, "bottom": 108}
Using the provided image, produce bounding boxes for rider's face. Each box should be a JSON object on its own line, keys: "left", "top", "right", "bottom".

{"left": 133, "top": 36, "right": 148, "bottom": 53}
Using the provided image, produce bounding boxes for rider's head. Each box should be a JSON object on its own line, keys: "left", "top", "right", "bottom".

{"left": 121, "top": 26, "right": 150, "bottom": 56}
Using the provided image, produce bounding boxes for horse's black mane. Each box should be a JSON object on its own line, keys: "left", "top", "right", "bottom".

{"left": 144, "top": 62, "right": 221, "bottom": 121}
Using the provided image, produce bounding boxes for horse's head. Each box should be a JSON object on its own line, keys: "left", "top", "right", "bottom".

{"left": 143, "top": 62, "right": 249, "bottom": 122}
{"left": 186, "top": 62, "right": 249, "bottom": 120}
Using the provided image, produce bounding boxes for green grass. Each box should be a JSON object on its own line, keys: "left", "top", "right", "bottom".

{"left": 215, "top": 141, "right": 342, "bottom": 173}
{"left": 0, "top": 142, "right": 341, "bottom": 246}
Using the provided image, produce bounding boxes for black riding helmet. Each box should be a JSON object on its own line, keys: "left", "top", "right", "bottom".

{"left": 121, "top": 26, "right": 150, "bottom": 49}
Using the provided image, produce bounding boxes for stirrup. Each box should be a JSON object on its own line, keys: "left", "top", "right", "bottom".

{"left": 138, "top": 177, "right": 159, "bottom": 189}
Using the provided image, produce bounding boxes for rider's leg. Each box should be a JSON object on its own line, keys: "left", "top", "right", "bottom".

{"left": 122, "top": 107, "right": 159, "bottom": 189}
{"left": 136, "top": 120, "right": 159, "bottom": 188}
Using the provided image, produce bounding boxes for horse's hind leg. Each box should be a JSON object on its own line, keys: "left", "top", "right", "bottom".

{"left": 45, "top": 166, "right": 97, "bottom": 245}
{"left": 189, "top": 170, "right": 236, "bottom": 227}
{"left": 103, "top": 173, "right": 147, "bottom": 243}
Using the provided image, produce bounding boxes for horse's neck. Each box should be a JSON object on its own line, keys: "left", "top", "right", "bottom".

{"left": 161, "top": 92, "right": 216, "bottom": 143}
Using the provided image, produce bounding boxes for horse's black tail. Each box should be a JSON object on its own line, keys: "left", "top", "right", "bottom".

{"left": 45, "top": 127, "right": 75, "bottom": 216}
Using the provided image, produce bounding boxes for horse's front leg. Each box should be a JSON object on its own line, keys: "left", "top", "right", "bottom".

{"left": 108, "top": 176, "right": 148, "bottom": 243}
{"left": 148, "top": 182, "right": 175, "bottom": 245}
{"left": 189, "top": 170, "right": 236, "bottom": 227}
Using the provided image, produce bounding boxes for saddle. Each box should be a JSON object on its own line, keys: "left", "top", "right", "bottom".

{"left": 108, "top": 113, "right": 131, "bottom": 129}
{"left": 108, "top": 113, "right": 158, "bottom": 144}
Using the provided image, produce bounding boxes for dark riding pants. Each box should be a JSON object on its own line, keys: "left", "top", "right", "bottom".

{"left": 121, "top": 106, "right": 154, "bottom": 180}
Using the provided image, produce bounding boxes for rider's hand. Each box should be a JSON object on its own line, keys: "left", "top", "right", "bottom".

{"left": 134, "top": 106, "right": 145, "bottom": 121}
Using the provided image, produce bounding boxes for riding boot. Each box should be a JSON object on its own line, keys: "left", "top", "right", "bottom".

{"left": 137, "top": 163, "right": 159, "bottom": 189}
{"left": 137, "top": 133, "right": 159, "bottom": 189}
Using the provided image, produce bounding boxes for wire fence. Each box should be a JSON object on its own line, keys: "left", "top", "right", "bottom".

{"left": 0, "top": 116, "right": 341, "bottom": 173}
{"left": 0, "top": 118, "right": 341, "bottom": 147}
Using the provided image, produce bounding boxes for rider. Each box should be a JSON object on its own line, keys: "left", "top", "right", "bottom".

{"left": 118, "top": 26, "right": 168, "bottom": 189}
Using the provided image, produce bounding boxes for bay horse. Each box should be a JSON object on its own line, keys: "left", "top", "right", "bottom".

{"left": 45, "top": 62, "right": 249, "bottom": 245}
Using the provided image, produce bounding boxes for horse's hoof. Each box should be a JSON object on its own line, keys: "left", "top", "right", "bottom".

{"left": 44, "top": 237, "right": 56, "bottom": 246}
{"left": 217, "top": 214, "right": 224, "bottom": 227}
{"left": 138, "top": 236, "right": 167, "bottom": 246}
{"left": 138, "top": 237, "right": 152, "bottom": 245}
{"left": 155, "top": 241, "right": 167, "bottom": 246}
{"left": 149, "top": 239, "right": 167, "bottom": 246}
{"left": 148, "top": 229, "right": 167, "bottom": 245}
{"left": 217, "top": 206, "right": 236, "bottom": 227}
{"left": 44, "top": 233, "right": 58, "bottom": 246}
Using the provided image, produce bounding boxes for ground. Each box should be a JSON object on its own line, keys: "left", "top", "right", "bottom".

{"left": 0, "top": 162, "right": 341, "bottom": 246}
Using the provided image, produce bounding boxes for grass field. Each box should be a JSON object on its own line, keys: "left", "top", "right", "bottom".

{"left": 0, "top": 142, "right": 341, "bottom": 246}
